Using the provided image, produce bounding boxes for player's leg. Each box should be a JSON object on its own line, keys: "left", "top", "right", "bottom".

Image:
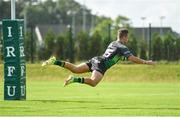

{"left": 64, "top": 62, "right": 90, "bottom": 73}
{"left": 64, "top": 70, "right": 103, "bottom": 87}
{"left": 84, "top": 70, "right": 103, "bottom": 87}
{"left": 42, "top": 56, "right": 90, "bottom": 73}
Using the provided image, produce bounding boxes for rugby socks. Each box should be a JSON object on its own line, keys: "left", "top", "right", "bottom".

{"left": 72, "top": 76, "right": 85, "bottom": 84}
{"left": 54, "top": 60, "right": 65, "bottom": 67}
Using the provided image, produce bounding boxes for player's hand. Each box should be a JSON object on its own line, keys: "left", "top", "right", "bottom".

{"left": 145, "top": 60, "right": 156, "bottom": 66}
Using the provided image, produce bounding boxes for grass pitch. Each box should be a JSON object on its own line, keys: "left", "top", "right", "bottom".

{"left": 0, "top": 64, "right": 180, "bottom": 116}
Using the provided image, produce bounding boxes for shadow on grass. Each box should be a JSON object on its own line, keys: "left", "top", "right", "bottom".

{"left": 28, "top": 100, "right": 100, "bottom": 104}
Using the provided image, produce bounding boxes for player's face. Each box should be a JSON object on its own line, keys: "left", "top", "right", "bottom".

{"left": 122, "top": 35, "right": 128, "bottom": 44}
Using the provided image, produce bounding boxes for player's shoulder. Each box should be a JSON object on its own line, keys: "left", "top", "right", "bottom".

{"left": 109, "top": 41, "right": 128, "bottom": 49}
{"left": 114, "top": 41, "right": 128, "bottom": 49}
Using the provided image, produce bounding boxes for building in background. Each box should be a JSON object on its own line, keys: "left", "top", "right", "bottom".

{"left": 132, "top": 27, "right": 179, "bottom": 42}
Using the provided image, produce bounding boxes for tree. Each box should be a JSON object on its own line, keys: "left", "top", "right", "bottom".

{"left": 55, "top": 0, "right": 83, "bottom": 25}
{"left": 163, "top": 32, "right": 176, "bottom": 61}
{"left": 0, "top": 1, "right": 11, "bottom": 19}
{"left": 93, "top": 18, "right": 113, "bottom": 40}
{"left": 0, "top": 32, "right": 3, "bottom": 61}
{"left": 54, "top": 34, "right": 67, "bottom": 60}
{"left": 127, "top": 32, "right": 138, "bottom": 56}
{"left": 75, "top": 31, "right": 89, "bottom": 60}
{"left": 44, "top": 29, "right": 56, "bottom": 59}
{"left": 152, "top": 33, "right": 164, "bottom": 60}
{"left": 89, "top": 31, "right": 103, "bottom": 58}
{"left": 101, "top": 23, "right": 112, "bottom": 52}
{"left": 139, "top": 40, "right": 148, "bottom": 60}
{"left": 175, "top": 37, "right": 180, "bottom": 60}
{"left": 111, "top": 15, "right": 130, "bottom": 39}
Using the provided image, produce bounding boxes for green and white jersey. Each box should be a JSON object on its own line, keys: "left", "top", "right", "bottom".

{"left": 102, "top": 41, "right": 133, "bottom": 69}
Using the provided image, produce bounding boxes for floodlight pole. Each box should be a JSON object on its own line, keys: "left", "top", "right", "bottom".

{"left": 11, "top": 0, "right": 16, "bottom": 20}
{"left": 141, "top": 17, "right": 146, "bottom": 42}
{"left": 160, "top": 16, "right": 165, "bottom": 36}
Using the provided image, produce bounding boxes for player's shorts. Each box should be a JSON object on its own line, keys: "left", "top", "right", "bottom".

{"left": 86, "top": 56, "right": 107, "bottom": 75}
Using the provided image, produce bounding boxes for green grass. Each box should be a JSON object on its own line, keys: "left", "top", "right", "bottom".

{"left": 1, "top": 63, "right": 180, "bottom": 82}
{"left": 0, "top": 64, "right": 180, "bottom": 116}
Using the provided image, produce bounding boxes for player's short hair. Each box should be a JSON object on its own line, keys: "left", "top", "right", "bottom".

{"left": 118, "top": 28, "right": 128, "bottom": 39}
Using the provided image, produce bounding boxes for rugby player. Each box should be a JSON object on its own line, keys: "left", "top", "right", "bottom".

{"left": 42, "top": 28, "right": 156, "bottom": 87}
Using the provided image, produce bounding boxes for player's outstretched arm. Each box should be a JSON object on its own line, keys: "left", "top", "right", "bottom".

{"left": 128, "top": 55, "right": 156, "bottom": 65}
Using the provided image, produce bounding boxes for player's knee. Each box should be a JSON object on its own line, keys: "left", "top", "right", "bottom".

{"left": 90, "top": 81, "right": 98, "bottom": 87}
{"left": 91, "top": 83, "right": 97, "bottom": 87}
